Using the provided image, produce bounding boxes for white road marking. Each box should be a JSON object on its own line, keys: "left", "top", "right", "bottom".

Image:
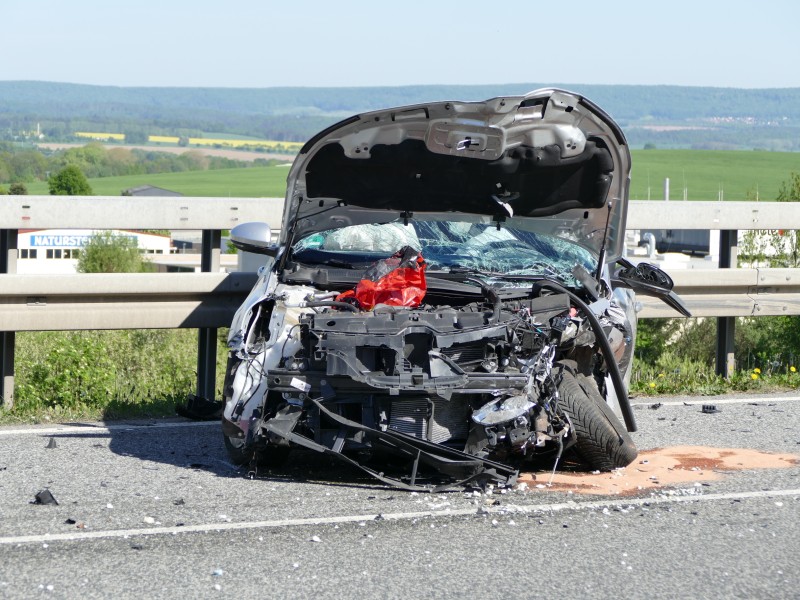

{"left": 632, "top": 396, "right": 800, "bottom": 407}
{"left": 0, "top": 421, "right": 217, "bottom": 437}
{"left": 2, "top": 488, "right": 798, "bottom": 546}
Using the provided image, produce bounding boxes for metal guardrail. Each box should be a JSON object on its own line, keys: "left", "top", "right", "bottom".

{"left": 3, "top": 197, "right": 800, "bottom": 230}
{"left": 637, "top": 268, "right": 800, "bottom": 318}
{"left": 1, "top": 269, "right": 798, "bottom": 331}
{"left": 2, "top": 197, "right": 799, "bottom": 407}
{"left": 0, "top": 196, "right": 283, "bottom": 229}
{"left": 0, "top": 272, "right": 258, "bottom": 331}
{"left": 626, "top": 200, "right": 800, "bottom": 230}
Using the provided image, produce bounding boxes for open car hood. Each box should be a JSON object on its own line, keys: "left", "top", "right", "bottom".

{"left": 282, "top": 88, "right": 631, "bottom": 262}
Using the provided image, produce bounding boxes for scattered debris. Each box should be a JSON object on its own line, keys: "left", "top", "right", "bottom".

{"left": 212, "top": 569, "right": 225, "bottom": 577}
{"left": 143, "top": 516, "right": 156, "bottom": 524}
{"left": 702, "top": 404, "right": 720, "bottom": 414}
{"left": 45, "top": 437, "right": 58, "bottom": 449}
{"left": 309, "top": 535, "right": 322, "bottom": 543}
{"left": 173, "top": 499, "right": 186, "bottom": 506}
{"left": 649, "top": 403, "right": 663, "bottom": 410}
{"left": 33, "top": 490, "right": 58, "bottom": 505}
{"left": 64, "top": 518, "right": 76, "bottom": 525}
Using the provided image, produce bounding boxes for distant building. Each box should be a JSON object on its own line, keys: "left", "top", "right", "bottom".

{"left": 16, "top": 228, "right": 239, "bottom": 273}
{"left": 122, "top": 185, "right": 183, "bottom": 197}
{"left": 16, "top": 229, "right": 172, "bottom": 274}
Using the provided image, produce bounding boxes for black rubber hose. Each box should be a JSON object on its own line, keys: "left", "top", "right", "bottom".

{"left": 465, "top": 277, "right": 501, "bottom": 323}
{"left": 537, "top": 280, "right": 637, "bottom": 433}
{"left": 304, "top": 301, "right": 359, "bottom": 312}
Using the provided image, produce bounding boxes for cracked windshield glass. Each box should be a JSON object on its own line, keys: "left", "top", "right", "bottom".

{"left": 293, "top": 220, "right": 596, "bottom": 285}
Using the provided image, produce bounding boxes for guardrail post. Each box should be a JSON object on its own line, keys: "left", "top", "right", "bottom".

{"left": 715, "top": 230, "right": 738, "bottom": 378}
{"left": 196, "top": 230, "right": 221, "bottom": 400}
{"left": 1, "top": 229, "right": 18, "bottom": 409}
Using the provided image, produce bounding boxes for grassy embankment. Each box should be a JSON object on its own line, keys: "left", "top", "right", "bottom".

{"left": 23, "top": 149, "right": 800, "bottom": 201}
{"left": 25, "top": 164, "right": 291, "bottom": 197}
{"left": 628, "top": 149, "right": 799, "bottom": 201}
{"left": 6, "top": 149, "right": 800, "bottom": 423}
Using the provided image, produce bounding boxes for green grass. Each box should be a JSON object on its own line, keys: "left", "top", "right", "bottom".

{"left": 2, "top": 329, "right": 229, "bottom": 424}
{"left": 25, "top": 165, "right": 291, "bottom": 197}
{"left": 630, "top": 149, "right": 799, "bottom": 201}
{"left": 22, "top": 149, "right": 799, "bottom": 201}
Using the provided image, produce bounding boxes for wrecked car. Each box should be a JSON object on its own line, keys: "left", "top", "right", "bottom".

{"left": 223, "top": 88, "right": 688, "bottom": 491}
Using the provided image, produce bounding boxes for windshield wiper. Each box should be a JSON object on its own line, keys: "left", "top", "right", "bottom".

{"left": 436, "top": 265, "right": 571, "bottom": 284}
{"left": 443, "top": 266, "right": 505, "bottom": 277}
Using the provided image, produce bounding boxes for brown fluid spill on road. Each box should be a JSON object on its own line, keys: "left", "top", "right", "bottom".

{"left": 518, "top": 446, "right": 798, "bottom": 496}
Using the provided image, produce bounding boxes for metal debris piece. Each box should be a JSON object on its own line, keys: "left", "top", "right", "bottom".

{"left": 701, "top": 404, "right": 720, "bottom": 414}
{"left": 176, "top": 394, "right": 223, "bottom": 421}
{"left": 33, "top": 490, "right": 58, "bottom": 505}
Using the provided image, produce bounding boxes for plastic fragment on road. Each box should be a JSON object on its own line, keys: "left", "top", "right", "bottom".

{"left": 33, "top": 489, "right": 58, "bottom": 505}
{"left": 702, "top": 404, "right": 721, "bottom": 414}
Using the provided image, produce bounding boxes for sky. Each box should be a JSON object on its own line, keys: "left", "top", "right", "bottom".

{"left": 2, "top": 0, "right": 799, "bottom": 89}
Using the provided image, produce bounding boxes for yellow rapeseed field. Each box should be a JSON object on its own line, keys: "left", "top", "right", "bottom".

{"left": 148, "top": 135, "right": 302, "bottom": 151}
{"left": 74, "top": 132, "right": 302, "bottom": 152}
{"left": 75, "top": 132, "right": 126, "bottom": 141}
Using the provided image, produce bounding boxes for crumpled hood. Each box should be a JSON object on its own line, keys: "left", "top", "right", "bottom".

{"left": 282, "top": 88, "right": 631, "bottom": 261}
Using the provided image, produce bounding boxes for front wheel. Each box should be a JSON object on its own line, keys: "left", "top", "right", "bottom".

{"left": 221, "top": 355, "right": 290, "bottom": 468}
{"left": 223, "top": 429, "right": 291, "bottom": 468}
{"left": 557, "top": 370, "right": 638, "bottom": 470}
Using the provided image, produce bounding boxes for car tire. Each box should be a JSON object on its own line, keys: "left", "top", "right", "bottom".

{"left": 221, "top": 355, "right": 290, "bottom": 468}
{"left": 557, "top": 370, "right": 638, "bottom": 470}
{"left": 223, "top": 428, "right": 291, "bottom": 468}
{"left": 223, "top": 432, "right": 254, "bottom": 466}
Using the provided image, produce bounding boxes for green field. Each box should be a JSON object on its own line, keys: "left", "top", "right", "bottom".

{"left": 23, "top": 150, "right": 800, "bottom": 201}
{"left": 26, "top": 165, "right": 291, "bottom": 197}
{"left": 629, "top": 149, "right": 799, "bottom": 201}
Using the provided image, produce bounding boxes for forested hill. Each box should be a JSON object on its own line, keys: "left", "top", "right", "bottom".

{"left": 2, "top": 81, "right": 800, "bottom": 150}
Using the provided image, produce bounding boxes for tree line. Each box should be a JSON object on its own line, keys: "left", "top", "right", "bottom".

{"left": 0, "top": 142, "right": 275, "bottom": 189}
{"left": 3, "top": 81, "right": 800, "bottom": 151}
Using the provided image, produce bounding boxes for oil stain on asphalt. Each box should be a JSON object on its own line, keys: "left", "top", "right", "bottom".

{"left": 518, "top": 446, "right": 798, "bottom": 496}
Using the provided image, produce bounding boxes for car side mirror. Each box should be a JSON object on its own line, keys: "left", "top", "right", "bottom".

{"left": 612, "top": 259, "right": 691, "bottom": 317}
{"left": 230, "top": 222, "right": 279, "bottom": 256}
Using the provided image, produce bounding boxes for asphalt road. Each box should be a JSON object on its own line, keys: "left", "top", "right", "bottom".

{"left": 1, "top": 393, "right": 798, "bottom": 599}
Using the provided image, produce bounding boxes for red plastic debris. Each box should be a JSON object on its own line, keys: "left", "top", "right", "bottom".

{"left": 337, "top": 246, "right": 427, "bottom": 310}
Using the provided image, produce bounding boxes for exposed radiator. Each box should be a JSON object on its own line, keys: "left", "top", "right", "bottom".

{"left": 388, "top": 398, "right": 470, "bottom": 443}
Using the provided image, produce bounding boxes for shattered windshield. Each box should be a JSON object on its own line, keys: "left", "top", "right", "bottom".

{"left": 293, "top": 220, "right": 596, "bottom": 284}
